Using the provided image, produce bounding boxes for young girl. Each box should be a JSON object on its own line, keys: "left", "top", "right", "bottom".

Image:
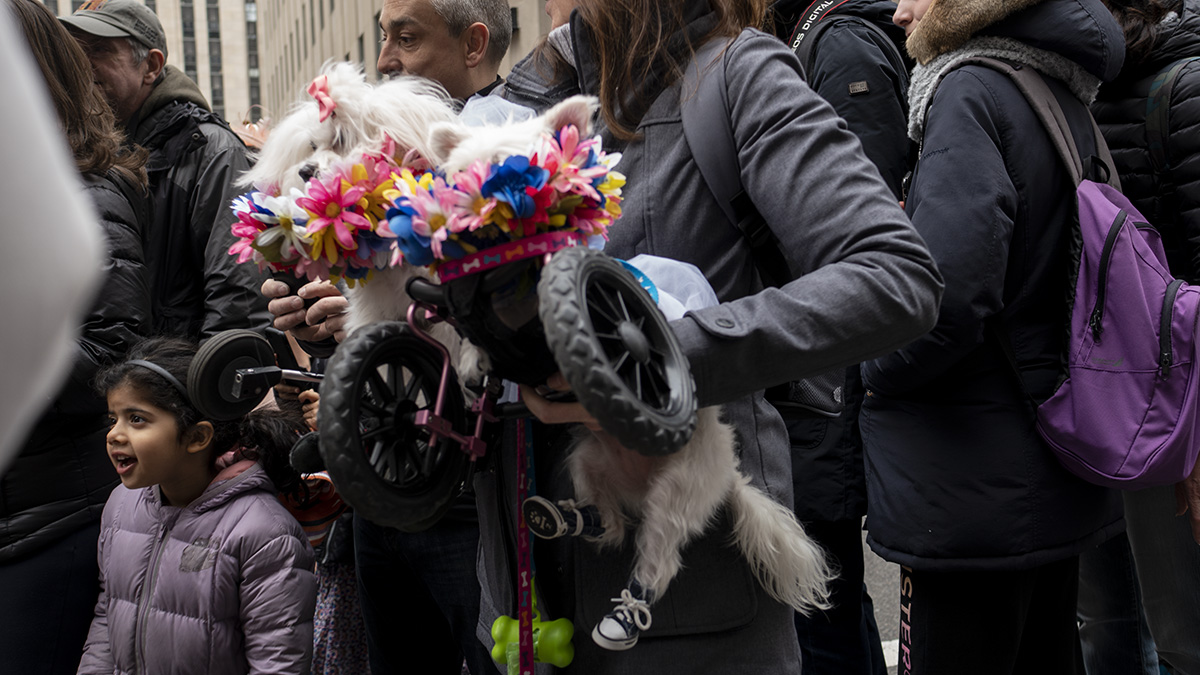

{"left": 77, "top": 338, "right": 317, "bottom": 675}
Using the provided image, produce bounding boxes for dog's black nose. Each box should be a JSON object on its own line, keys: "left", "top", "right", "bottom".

{"left": 298, "top": 163, "right": 318, "bottom": 183}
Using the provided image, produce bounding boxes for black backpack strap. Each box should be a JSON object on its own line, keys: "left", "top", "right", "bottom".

{"left": 793, "top": 14, "right": 908, "bottom": 87}
{"left": 1146, "top": 56, "right": 1200, "bottom": 174}
{"left": 681, "top": 37, "right": 792, "bottom": 288}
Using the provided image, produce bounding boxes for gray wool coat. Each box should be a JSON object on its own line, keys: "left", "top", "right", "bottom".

{"left": 77, "top": 464, "right": 316, "bottom": 675}
{"left": 475, "top": 14, "right": 943, "bottom": 675}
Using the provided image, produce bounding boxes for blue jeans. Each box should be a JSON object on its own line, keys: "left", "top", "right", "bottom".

{"left": 1125, "top": 486, "right": 1200, "bottom": 675}
{"left": 354, "top": 511, "right": 497, "bottom": 675}
{"left": 1078, "top": 530, "right": 1159, "bottom": 675}
{"left": 794, "top": 519, "right": 887, "bottom": 675}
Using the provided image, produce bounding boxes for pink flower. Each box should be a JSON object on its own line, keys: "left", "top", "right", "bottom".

{"left": 449, "top": 160, "right": 502, "bottom": 233}
{"left": 296, "top": 173, "right": 370, "bottom": 263}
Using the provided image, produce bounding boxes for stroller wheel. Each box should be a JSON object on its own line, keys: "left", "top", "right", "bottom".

{"left": 538, "top": 247, "right": 697, "bottom": 455}
{"left": 318, "top": 321, "right": 472, "bottom": 532}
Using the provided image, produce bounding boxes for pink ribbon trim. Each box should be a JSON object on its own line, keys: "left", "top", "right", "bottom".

{"left": 435, "top": 231, "right": 588, "bottom": 282}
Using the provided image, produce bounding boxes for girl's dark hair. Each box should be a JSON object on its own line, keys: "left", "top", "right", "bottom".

{"left": 97, "top": 337, "right": 303, "bottom": 496}
{"left": 7, "top": 0, "right": 148, "bottom": 187}
{"left": 577, "top": 0, "right": 768, "bottom": 141}
{"left": 1104, "top": 0, "right": 1182, "bottom": 66}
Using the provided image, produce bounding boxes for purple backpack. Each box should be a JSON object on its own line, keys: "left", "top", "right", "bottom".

{"left": 968, "top": 58, "right": 1200, "bottom": 489}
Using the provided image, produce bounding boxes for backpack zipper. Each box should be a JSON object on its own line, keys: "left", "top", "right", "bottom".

{"left": 1159, "top": 279, "right": 1184, "bottom": 376}
{"left": 1090, "top": 210, "right": 1128, "bottom": 341}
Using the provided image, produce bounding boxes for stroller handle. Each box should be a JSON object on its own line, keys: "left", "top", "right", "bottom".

{"left": 406, "top": 277, "right": 446, "bottom": 306}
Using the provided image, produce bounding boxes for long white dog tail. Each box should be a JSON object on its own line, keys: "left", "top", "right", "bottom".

{"left": 729, "top": 476, "right": 833, "bottom": 615}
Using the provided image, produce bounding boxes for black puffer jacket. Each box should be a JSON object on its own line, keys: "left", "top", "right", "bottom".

{"left": 127, "top": 66, "right": 269, "bottom": 340}
{"left": 860, "top": 0, "right": 1126, "bottom": 571}
{"left": 0, "top": 171, "right": 151, "bottom": 563}
{"left": 1092, "top": 0, "right": 1200, "bottom": 281}
{"left": 772, "top": 0, "right": 913, "bottom": 197}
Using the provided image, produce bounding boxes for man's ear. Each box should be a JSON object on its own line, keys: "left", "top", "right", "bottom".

{"left": 462, "top": 22, "right": 489, "bottom": 69}
{"left": 185, "top": 421, "right": 215, "bottom": 455}
{"left": 143, "top": 49, "right": 166, "bottom": 85}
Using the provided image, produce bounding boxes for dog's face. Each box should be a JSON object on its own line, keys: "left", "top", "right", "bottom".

{"left": 428, "top": 95, "right": 599, "bottom": 175}
{"left": 240, "top": 61, "right": 458, "bottom": 194}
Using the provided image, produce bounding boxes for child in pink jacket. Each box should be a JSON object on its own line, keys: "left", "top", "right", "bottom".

{"left": 78, "top": 338, "right": 317, "bottom": 674}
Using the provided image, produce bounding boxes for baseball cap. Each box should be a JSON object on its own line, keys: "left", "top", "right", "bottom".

{"left": 61, "top": 0, "right": 168, "bottom": 56}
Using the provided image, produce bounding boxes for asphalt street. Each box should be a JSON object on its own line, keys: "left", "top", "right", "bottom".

{"left": 862, "top": 521, "right": 902, "bottom": 675}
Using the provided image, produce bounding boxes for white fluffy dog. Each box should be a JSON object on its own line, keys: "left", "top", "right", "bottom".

{"left": 430, "top": 98, "right": 833, "bottom": 651}
{"left": 241, "top": 61, "right": 463, "bottom": 341}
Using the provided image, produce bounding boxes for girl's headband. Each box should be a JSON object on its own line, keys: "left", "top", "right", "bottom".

{"left": 127, "top": 359, "right": 190, "bottom": 404}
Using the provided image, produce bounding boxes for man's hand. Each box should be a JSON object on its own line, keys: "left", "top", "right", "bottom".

{"left": 1176, "top": 456, "right": 1200, "bottom": 545}
{"left": 299, "top": 389, "right": 320, "bottom": 431}
{"left": 261, "top": 278, "right": 349, "bottom": 343}
{"left": 518, "top": 372, "right": 602, "bottom": 432}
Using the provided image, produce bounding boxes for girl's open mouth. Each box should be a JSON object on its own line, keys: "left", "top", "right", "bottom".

{"left": 112, "top": 454, "right": 137, "bottom": 476}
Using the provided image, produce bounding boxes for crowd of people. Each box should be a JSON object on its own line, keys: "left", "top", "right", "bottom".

{"left": 0, "top": 0, "right": 1197, "bottom": 673}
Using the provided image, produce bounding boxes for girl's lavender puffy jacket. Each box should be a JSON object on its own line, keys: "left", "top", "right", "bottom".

{"left": 77, "top": 464, "right": 317, "bottom": 674}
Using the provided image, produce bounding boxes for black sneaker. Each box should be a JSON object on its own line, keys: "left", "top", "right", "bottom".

{"left": 591, "top": 588, "right": 653, "bottom": 651}
{"left": 522, "top": 497, "right": 599, "bottom": 539}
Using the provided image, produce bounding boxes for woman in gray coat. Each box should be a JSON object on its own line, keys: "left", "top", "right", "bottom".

{"left": 489, "top": 0, "right": 944, "bottom": 672}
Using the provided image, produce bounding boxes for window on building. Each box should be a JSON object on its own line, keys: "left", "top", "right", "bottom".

{"left": 181, "top": 0, "right": 197, "bottom": 80}
{"left": 211, "top": 73, "right": 224, "bottom": 118}
{"left": 309, "top": 1, "right": 315, "bottom": 45}
{"left": 374, "top": 12, "right": 382, "bottom": 64}
{"left": 357, "top": 34, "right": 364, "bottom": 67}
{"left": 319, "top": 0, "right": 324, "bottom": 29}
{"left": 145, "top": 0, "right": 155, "bottom": 11}
{"left": 246, "top": 1, "right": 261, "bottom": 115}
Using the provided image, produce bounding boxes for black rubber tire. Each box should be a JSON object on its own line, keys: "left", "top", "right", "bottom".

{"left": 538, "top": 247, "right": 697, "bottom": 455}
{"left": 317, "top": 321, "right": 471, "bottom": 532}
{"left": 188, "top": 329, "right": 275, "bottom": 421}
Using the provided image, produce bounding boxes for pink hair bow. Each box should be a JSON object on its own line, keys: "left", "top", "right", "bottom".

{"left": 307, "top": 75, "right": 337, "bottom": 122}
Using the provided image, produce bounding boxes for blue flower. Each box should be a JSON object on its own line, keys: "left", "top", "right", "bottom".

{"left": 481, "top": 156, "right": 549, "bottom": 220}
{"left": 386, "top": 206, "right": 434, "bottom": 266}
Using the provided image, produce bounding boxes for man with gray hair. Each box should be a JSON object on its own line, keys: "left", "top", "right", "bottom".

{"left": 377, "top": 0, "right": 512, "bottom": 103}
{"left": 63, "top": 0, "right": 269, "bottom": 341}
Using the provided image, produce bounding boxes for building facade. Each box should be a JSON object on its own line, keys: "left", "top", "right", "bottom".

{"left": 50, "top": 0, "right": 259, "bottom": 124}
{"left": 255, "top": 0, "right": 551, "bottom": 124}
{"left": 49, "top": 0, "right": 553, "bottom": 129}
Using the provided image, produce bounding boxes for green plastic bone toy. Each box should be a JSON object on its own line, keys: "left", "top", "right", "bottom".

{"left": 491, "top": 581, "right": 574, "bottom": 672}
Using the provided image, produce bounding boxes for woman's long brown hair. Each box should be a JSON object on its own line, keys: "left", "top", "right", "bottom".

{"left": 8, "top": 0, "right": 147, "bottom": 187}
{"left": 1104, "top": 0, "right": 1182, "bottom": 67}
{"left": 577, "top": 0, "right": 768, "bottom": 141}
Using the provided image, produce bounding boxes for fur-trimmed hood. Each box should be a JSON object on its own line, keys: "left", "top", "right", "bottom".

{"left": 907, "top": 0, "right": 1125, "bottom": 82}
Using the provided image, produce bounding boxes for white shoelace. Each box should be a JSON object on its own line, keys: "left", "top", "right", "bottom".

{"left": 610, "top": 589, "right": 653, "bottom": 631}
{"left": 559, "top": 499, "right": 585, "bottom": 536}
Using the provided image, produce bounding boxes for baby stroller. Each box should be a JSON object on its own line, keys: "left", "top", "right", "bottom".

{"left": 193, "top": 242, "right": 699, "bottom": 532}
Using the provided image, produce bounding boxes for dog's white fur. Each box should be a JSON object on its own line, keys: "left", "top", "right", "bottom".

{"left": 430, "top": 98, "right": 833, "bottom": 617}
{"left": 242, "top": 62, "right": 466, "bottom": 351}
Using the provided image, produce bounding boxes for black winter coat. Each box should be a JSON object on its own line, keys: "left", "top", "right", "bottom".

{"left": 860, "top": 0, "right": 1126, "bottom": 571}
{"left": 1092, "top": 0, "right": 1200, "bottom": 282}
{"left": 128, "top": 67, "right": 269, "bottom": 340}
{"left": 772, "top": 0, "right": 912, "bottom": 523}
{"left": 0, "top": 171, "right": 151, "bottom": 563}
